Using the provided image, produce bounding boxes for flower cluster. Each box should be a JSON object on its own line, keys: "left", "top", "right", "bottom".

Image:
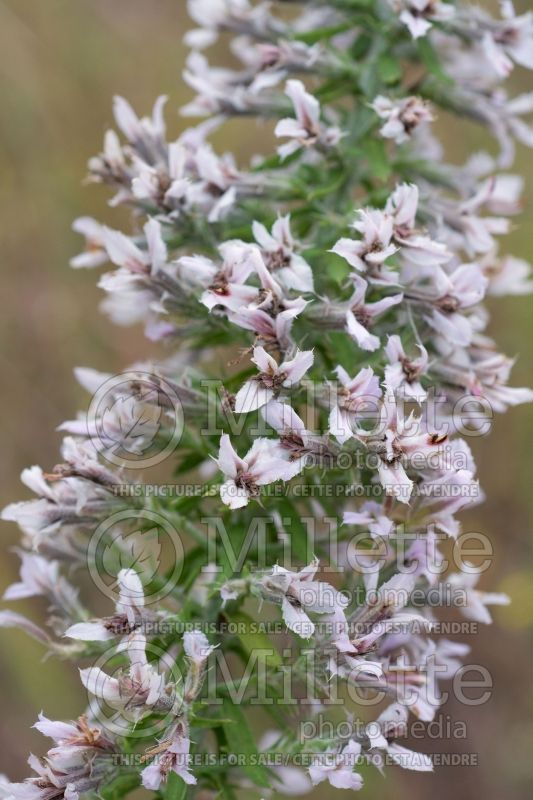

{"left": 2, "top": 1, "right": 532, "bottom": 798}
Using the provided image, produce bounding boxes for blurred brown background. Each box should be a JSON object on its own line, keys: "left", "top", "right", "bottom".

{"left": 0, "top": 1, "right": 531, "bottom": 798}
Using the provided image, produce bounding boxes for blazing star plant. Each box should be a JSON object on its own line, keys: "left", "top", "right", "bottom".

{"left": 2, "top": 1, "right": 533, "bottom": 798}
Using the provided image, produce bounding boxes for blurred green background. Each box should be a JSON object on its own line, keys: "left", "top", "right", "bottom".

{"left": 0, "top": 1, "right": 531, "bottom": 798}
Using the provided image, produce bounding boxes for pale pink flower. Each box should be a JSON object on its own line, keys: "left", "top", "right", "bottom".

{"left": 331, "top": 210, "right": 398, "bottom": 284}
{"left": 343, "top": 501, "right": 394, "bottom": 539}
{"left": 391, "top": 0, "right": 455, "bottom": 39}
{"left": 252, "top": 215, "right": 314, "bottom": 293}
{"left": 275, "top": 79, "right": 342, "bottom": 160}
{"left": 308, "top": 740, "right": 363, "bottom": 791}
{"left": 262, "top": 400, "right": 330, "bottom": 475}
{"left": 359, "top": 389, "right": 449, "bottom": 503}
{"left": 0, "top": 610, "right": 51, "bottom": 645}
{"left": 178, "top": 241, "right": 260, "bottom": 311}
{"left": 344, "top": 276, "right": 403, "bottom": 351}
{"left": 384, "top": 335, "right": 429, "bottom": 401}
{"left": 425, "top": 263, "right": 488, "bottom": 346}
{"left": 183, "top": 629, "right": 216, "bottom": 666}
{"left": 131, "top": 142, "right": 190, "bottom": 208}
{"left": 483, "top": 254, "right": 533, "bottom": 296}
{"left": 439, "top": 179, "right": 512, "bottom": 256}
{"left": 33, "top": 712, "right": 115, "bottom": 764}
{"left": 235, "top": 346, "right": 313, "bottom": 413}
{"left": 98, "top": 218, "right": 174, "bottom": 330}
{"left": 184, "top": 0, "right": 270, "bottom": 49}
{"left": 141, "top": 728, "right": 196, "bottom": 789}
{"left": 3, "top": 551, "right": 80, "bottom": 616}
{"left": 70, "top": 218, "right": 108, "bottom": 269}
{"left": 339, "top": 574, "right": 431, "bottom": 665}
{"left": 258, "top": 731, "right": 313, "bottom": 796}
{"left": 386, "top": 183, "right": 451, "bottom": 268}
{"left": 446, "top": 567, "right": 510, "bottom": 624}
{"left": 5, "top": 714, "right": 115, "bottom": 800}
{"left": 372, "top": 95, "right": 433, "bottom": 144}
{"left": 416, "top": 467, "right": 481, "bottom": 538}
{"left": 258, "top": 559, "right": 347, "bottom": 639}
{"left": 228, "top": 296, "right": 307, "bottom": 352}
{"left": 217, "top": 435, "right": 296, "bottom": 509}
{"left": 65, "top": 569, "right": 146, "bottom": 642}
{"left": 1, "top": 437, "right": 121, "bottom": 551}
{"left": 481, "top": 1, "right": 533, "bottom": 78}
{"left": 329, "top": 366, "right": 382, "bottom": 444}
{"left": 403, "top": 528, "right": 445, "bottom": 586}
{"left": 80, "top": 632, "right": 171, "bottom": 721}
{"left": 365, "top": 703, "right": 433, "bottom": 771}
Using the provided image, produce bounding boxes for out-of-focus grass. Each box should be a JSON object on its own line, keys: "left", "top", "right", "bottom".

{"left": 0, "top": 1, "right": 531, "bottom": 797}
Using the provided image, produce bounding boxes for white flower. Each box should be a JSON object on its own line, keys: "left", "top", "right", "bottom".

{"left": 344, "top": 276, "right": 403, "bottom": 351}
{"left": 228, "top": 296, "right": 307, "bottom": 352}
{"left": 1, "top": 437, "right": 120, "bottom": 549}
{"left": 235, "top": 346, "right": 314, "bottom": 413}
{"left": 80, "top": 632, "right": 172, "bottom": 722}
{"left": 3, "top": 551, "right": 80, "bottom": 618}
{"left": 365, "top": 703, "right": 433, "bottom": 771}
{"left": 217, "top": 435, "right": 297, "bottom": 509}
{"left": 184, "top": 0, "right": 269, "bottom": 49}
{"left": 97, "top": 218, "right": 176, "bottom": 333}
{"left": 372, "top": 95, "right": 434, "bottom": 144}
{"left": 275, "top": 79, "right": 342, "bottom": 159}
{"left": 191, "top": 241, "right": 260, "bottom": 311}
{"left": 182, "top": 50, "right": 283, "bottom": 117}
{"left": 5, "top": 714, "right": 115, "bottom": 800}
{"left": 262, "top": 400, "right": 329, "bottom": 476}
{"left": 183, "top": 629, "right": 216, "bottom": 666}
{"left": 252, "top": 215, "right": 314, "bottom": 293}
{"left": 359, "top": 389, "right": 450, "bottom": 504}
{"left": 113, "top": 94, "right": 167, "bottom": 160}
{"left": 65, "top": 569, "right": 145, "bottom": 641}
{"left": 343, "top": 500, "right": 395, "bottom": 539}
{"left": 446, "top": 567, "right": 510, "bottom": 623}
{"left": 391, "top": 0, "right": 455, "bottom": 39}
{"left": 425, "top": 263, "right": 488, "bottom": 346}
{"left": 386, "top": 183, "right": 451, "bottom": 268}
{"left": 481, "top": 2, "right": 533, "bottom": 78}
{"left": 70, "top": 218, "right": 108, "bottom": 269}
{"left": 258, "top": 731, "right": 313, "bottom": 796}
{"left": 258, "top": 559, "right": 347, "bottom": 639}
{"left": 331, "top": 209, "right": 398, "bottom": 283}
{"left": 308, "top": 739, "right": 363, "bottom": 790}
{"left": 141, "top": 727, "right": 196, "bottom": 789}
{"left": 329, "top": 366, "right": 382, "bottom": 444}
{"left": 384, "top": 335, "right": 429, "bottom": 401}
{"left": 483, "top": 254, "right": 533, "bottom": 296}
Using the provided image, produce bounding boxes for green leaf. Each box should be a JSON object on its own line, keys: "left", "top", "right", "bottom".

{"left": 220, "top": 698, "right": 271, "bottom": 788}
{"left": 190, "top": 715, "right": 236, "bottom": 728}
{"left": 274, "top": 497, "right": 312, "bottom": 564}
{"left": 176, "top": 545, "right": 209, "bottom": 591}
{"left": 377, "top": 53, "right": 402, "bottom": 85}
{"left": 227, "top": 609, "right": 282, "bottom": 669}
{"left": 417, "top": 38, "right": 452, "bottom": 84}
{"left": 364, "top": 139, "right": 391, "bottom": 182}
{"left": 99, "top": 773, "right": 140, "bottom": 800}
{"left": 174, "top": 450, "right": 208, "bottom": 476}
{"left": 212, "top": 775, "right": 239, "bottom": 800}
{"left": 293, "top": 22, "right": 351, "bottom": 45}
{"left": 326, "top": 252, "right": 351, "bottom": 285}
{"left": 163, "top": 771, "right": 188, "bottom": 800}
